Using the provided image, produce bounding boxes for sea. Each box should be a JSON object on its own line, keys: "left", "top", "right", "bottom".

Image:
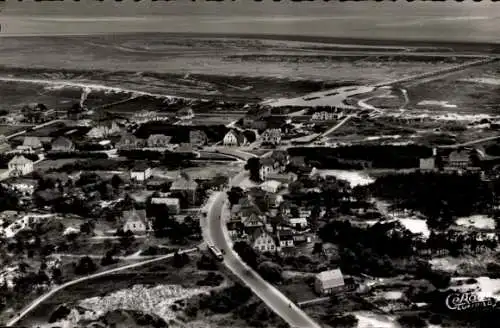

{"left": 0, "top": 1, "right": 499, "bottom": 42}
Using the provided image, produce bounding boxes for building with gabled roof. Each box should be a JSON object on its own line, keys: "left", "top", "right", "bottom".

{"left": 170, "top": 172, "right": 198, "bottom": 204}
{"left": 314, "top": 268, "right": 345, "bottom": 295}
{"left": 116, "top": 133, "right": 143, "bottom": 150}
{"left": 8, "top": 155, "right": 34, "bottom": 177}
{"left": 249, "top": 227, "right": 277, "bottom": 253}
{"left": 122, "top": 209, "right": 150, "bottom": 234}
{"left": 223, "top": 130, "right": 247, "bottom": 147}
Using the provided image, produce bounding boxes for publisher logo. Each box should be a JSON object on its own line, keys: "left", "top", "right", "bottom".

{"left": 445, "top": 292, "right": 497, "bottom": 311}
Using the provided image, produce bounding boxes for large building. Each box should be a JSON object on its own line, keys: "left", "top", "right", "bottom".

{"left": 170, "top": 172, "right": 199, "bottom": 205}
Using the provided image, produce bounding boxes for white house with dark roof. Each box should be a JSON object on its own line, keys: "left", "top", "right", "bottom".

{"left": 8, "top": 155, "right": 34, "bottom": 177}
{"left": 314, "top": 268, "right": 345, "bottom": 295}
{"left": 130, "top": 164, "right": 152, "bottom": 182}
{"left": 223, "top": 130, "right": 247, "bottom": 147}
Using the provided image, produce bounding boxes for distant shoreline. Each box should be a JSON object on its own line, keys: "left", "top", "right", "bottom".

{"left": 0, "top": 32, "right": 498, "bottom": 52}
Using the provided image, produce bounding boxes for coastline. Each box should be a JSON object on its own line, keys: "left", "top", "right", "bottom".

{"left": 0, "top": 32, "right": 498, "bottom": 52}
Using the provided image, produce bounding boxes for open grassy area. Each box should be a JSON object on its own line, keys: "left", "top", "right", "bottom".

{"left": 0, "top": 125, "right": 30, "bottom": 136}
{"left": 403, "top": 60, "right": 500, "bottom": 114}
{"left": 17, "top": 252, "right": 206, "bottom": 326}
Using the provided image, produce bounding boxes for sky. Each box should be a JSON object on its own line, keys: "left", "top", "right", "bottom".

{"left": 0, "top": 1, "right": 499, "bottom": 42}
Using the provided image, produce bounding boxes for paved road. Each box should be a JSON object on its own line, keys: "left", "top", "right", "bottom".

{"left": 202, "top": 171, "right": 321, "bottom": 328}
{"left": 5, "top": 248, "right": 198, "bottom": 327}
{"left": 6, "top": 119, "right": 63, "bottom": 140}
{"left": 438, "top": 135, "right": 500, "bottom": 149}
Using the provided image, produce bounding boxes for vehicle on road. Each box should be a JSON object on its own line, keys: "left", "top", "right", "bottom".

{"left": 207, "top": 244, "right": 224, "bottom": 261}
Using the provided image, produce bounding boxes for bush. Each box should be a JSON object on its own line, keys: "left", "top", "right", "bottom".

{"left": 397, "top": 314, "right": 427, "bottom": 328}
{"left": 196, "top": 254, "right": 218, "bottom": 271}
{"left": 196, "top": 272, "right": 224, "bottom": 287}
{"left": 46, "top": 152, "right": 108, "bottom": 160}
{"left": 429, "top": 314, "right": 443, "bottom": 325}
{"left": 49, "top": 305, "right": 71, "bottom": 323}
{"left": 322, "top": 314, "right": 358, "bottom": 328}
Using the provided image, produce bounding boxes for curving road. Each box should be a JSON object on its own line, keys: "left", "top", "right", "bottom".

{"left": 5, "top": 248, "right": 198, "bottom": 327}
{"left": 202, "top": 171, "right": 321, "bottom": 328}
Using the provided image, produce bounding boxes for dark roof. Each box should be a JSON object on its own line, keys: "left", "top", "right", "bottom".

{"left": 52, "top": 136, "right": 73, "bottom": 148}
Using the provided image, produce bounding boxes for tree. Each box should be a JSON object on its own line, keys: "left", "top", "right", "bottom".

{"left": 245, "top": 158, "right": 261, "bottom": 182}
{"left": 233, "top": 241, "right": 260, "bottom": 269}
{"left": 101, "top": 250, "right": 118, "bottom": 266}
{"left": 120, "top": 230, "right": 135, "bottom": 249}
{"left": 111, "top": 174, "right": 123, "bottom": 189}
{"left": 173, "top": 251, "right": 190, "bottom": 268}
{"left": 227, "top": 187, "right": 244, "bottom": 207}
{"left": 74, "top": 256, "right": 97, "bottom": 275}
{"left": 257, "top": 261, "right": 283, "bottom": 283}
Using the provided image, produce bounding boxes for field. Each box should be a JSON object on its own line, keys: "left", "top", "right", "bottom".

{"left": 402, "top": 60, "right": 500, "bottom": 114}
{"left": 0, "top": 125, "right": 30, "bottom": 136}
{"left": 18, "top": 253, "right": 210, "bottom": 326}
{"left": 0, "top": 34, "right": 487, "bottom": 109}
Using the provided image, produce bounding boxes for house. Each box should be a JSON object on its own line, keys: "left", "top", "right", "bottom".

{"left": 116, "top": 133, "right": 143, "bottom": 150}
{"left": 130, "top": 164, "right": 152, "bottom": 182}
{"left": 8, "top": 155, "right": 34, "bottom": 177}
{"left": 122, "top": 209, "right": 150, "bottom": 234}
{"left": 289, "top": 217, "right": 308, "bottom": 229}
{"left": 259, "top": 157, "right": 276, "bottom": 180}
{"left": 189, "top": 130, "right": 208, "bottom": 147}
{"left": 419, "top": 157, "right": 435, "bottom": 171}
{"left": 242, "top": 213, "right": 265, "bottom": 229}
{"left": 170, "top": 172, "right": 198, "bottom": 204}
{"left": 86, "top": 121, "right": 121, "bottom": 139}
{"left": 260, "top": 180, "right": 282, "bottom": 194}
{"left": 314, "top": 269, "right": 345, "bottom": 295}
{"left": 151, "top": 197, "right": 181, "bottom": 214}
{"left": 223, "top": 130, "right": 247, "bottom": 147}
{"left": 51, "top": 136, "right": 75, "bottom": 152}
{"left": 147, "top": 134, "right": 171, "bottom": 148}
{"left": 23, "top": 137, "right": 43, "bottom": 152}
{"left": 261, "top": 129, "right": 282, "bottom": 145}
{"left": 447, "top": 149, "right": 471, "bottom": 169}
{"left": 0, "top": 135, "right": 11, "bottom": 154}
{"left": 6, "top": 178, "right": 37, "bottom": 196}
{"left": 250, "top": 227, "right": 277, "bottom": 253}
{"left": 277, "top": 229, "right": 294, "bottom": 248}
